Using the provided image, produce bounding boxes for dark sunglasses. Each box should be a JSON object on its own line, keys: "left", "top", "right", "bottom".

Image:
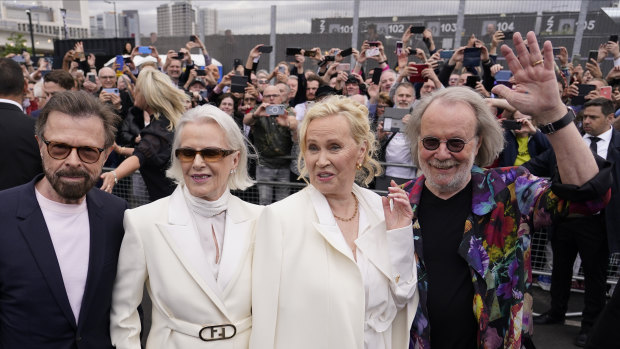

{"left": 42, "top": 137, "right": 104, "bottom": 164}
{"left": 175, "top": 147, "right": 236, "bottom": 163}
{"left": 421, "top": 136, "right": 476, "bottom": 153}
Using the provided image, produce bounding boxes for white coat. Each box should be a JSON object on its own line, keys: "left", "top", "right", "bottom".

{"left": 250, "top": 184, "right": 418, "bottom": 349}
{"left": 110, "top": 186, "right": 262, "bottom": 348}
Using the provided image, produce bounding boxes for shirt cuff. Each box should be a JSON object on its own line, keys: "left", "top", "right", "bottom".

{"left": 614, "top": 56, "right": 620, "bottom": 67}
{"left": 386, "top": 223, "right": 415, "bottom": 283}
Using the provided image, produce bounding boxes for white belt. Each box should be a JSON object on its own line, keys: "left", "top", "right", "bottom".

{"left": 164, "top": 315, "right": 252, "bottom": 342}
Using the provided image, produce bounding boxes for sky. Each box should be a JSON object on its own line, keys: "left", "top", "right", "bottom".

{"left": 86, "top": 0, "right": 584, "bottom": 36}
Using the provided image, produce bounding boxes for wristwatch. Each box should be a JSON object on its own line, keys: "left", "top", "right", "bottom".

{"left": 538, "top": 108, "right": 575, "bottom": 134}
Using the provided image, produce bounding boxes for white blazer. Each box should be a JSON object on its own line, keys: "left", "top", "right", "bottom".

{"left": 250, "top": 184, "right": 418, "bottom": 349}
{"left": 110, "top": 186, "right": 263, "bottom": 349}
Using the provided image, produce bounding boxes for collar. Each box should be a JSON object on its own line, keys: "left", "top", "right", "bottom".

{"left": 0, "top": 98, "right": 24, "bottom": 112}
{"left": 584, "top": 126, "right": 613, "bottom": 145}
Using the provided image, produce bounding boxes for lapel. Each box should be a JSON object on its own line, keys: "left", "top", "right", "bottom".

{"left": 218, "top": 196, "right": 254, "bottom": 294}
{"left": 16, "top": 177, "right": 77, "bottom": 329}
{"left": 76, "top": 190, "right": 106, "bottom": 330}
{"left": 308, "top": 186, "right": 357, "bottom": 263}
{"left": 607, "top": 130, "right": 620, "bottom": 161}
{"left": 156, "top": 187, "right": 230, "bottom": 319}
{"left": 352, "top": 186, "right": 392, "bottom": 280}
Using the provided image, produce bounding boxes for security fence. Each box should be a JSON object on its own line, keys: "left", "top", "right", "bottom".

{"left": 103, "top": 165, "right": 619, "bottom": 295}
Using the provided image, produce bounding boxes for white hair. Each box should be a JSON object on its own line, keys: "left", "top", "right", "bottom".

{"left": 166, "top": 105, "right": 254, "bottom": 190}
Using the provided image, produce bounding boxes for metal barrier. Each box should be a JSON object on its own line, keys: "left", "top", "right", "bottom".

{"left": 103, "top": 166, "right": 619, "bottom": 295}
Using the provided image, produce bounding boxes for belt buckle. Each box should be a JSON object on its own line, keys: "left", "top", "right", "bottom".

{"left": 199, "top": 324, "right": 236, "bottom": 341}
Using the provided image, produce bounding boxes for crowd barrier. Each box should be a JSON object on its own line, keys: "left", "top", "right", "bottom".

{"left": 103, "top": 166, "right": 619, "bottom": 296}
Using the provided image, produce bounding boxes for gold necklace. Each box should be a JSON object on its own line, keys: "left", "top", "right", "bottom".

{"left": 333, "top": 193, "right": 359, "bottom": 222}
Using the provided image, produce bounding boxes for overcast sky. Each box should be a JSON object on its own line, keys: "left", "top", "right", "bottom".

{"left": 87, "top": 0, "right": 582, "bottom": 36}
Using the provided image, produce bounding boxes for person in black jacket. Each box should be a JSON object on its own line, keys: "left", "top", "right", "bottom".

{"left": 0, "top": 58, "right": 42, "bottom": 190}
{"left": 101, "top": 68, "right": 186, "bottom": 202}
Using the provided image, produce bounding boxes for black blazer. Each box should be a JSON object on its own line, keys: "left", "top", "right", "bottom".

{"left": 524, "top": 129, "right": 620, "bottom": 253}
{"left": 0, "top": 102, "right": 42, "bottom": 190}
{"left": 0, "top": 175, "right": 128, "bottom": 348}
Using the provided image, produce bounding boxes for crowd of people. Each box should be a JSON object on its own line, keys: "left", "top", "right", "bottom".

{"left": 0, "top": 24, "right": 619, "bottom": 349}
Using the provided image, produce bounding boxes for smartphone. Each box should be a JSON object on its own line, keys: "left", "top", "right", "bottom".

{"left": 372, "top": 68, "right": 382, "bottom": 85}
{"left": 340, "top": 47, "right": 353, "bottom": 57}
{"left": 366, "top": 47, "right": 380, "bottom": 57}
{"left": 572, "top": 54, "right": 581, "bottom": 65}
{"left": 103, "top": 88, "right": 120, "bottom": 96}
{"left": 199, "top": 90, "right": 209, "bottom": 99}
{"left": 588, "top": 50, "right": 598, "bottom": 63}
{"left": 303, "top": 50, "right": 317, "bottom": 57}
{"left": 233, "top": 58, "right": 242, "bottom": 68}
{"left": 336, "top": 63, "right": 350, "bottom": 72}
{"left": 278, "top": 65, "right": 286, "bottom": 73}
{"left": 138, "top": 46, "right": 152, "bottom": 54}
{"left": 502, "top": 31, "right": 514, "bottom": 40}
{"left": 190, "top": 35, "right": 197, "bottom": 42}
{"left": 115, "top": 55, "right": 124, "bottom": 70}
{"left": 609, "top": 35, "right": 618, "bottom": 43}
{"left": 196, "top": 69, "right": 207, "bottom": 76}
{"left": 258, "top": 45, "right": 273, "bottom": 53}
{"left": 175, "top": 52, "right": 184, "bottom": 60}
{"left": 368, "top": 41, "right": 380, "bottom": 47}
{"left": 410, "top": 26, "right": 425, "bottom": 34}
{"left": 11, "top": 55, "right": 25, "bottom": 63}
{"left": 230, "top": 75, "right": 249, "bottom": 93}
{"left": 571, "top": 84, "right": 596, "bottom": 105}
{"left": 408, "top": 63, "right": 427, "bottom": 83}
{"left": 396, "top": 41, "right": 403, "bottom": 56}
{"left": 552, "top": 47, "right": 561, "bottom": 56}
{"left": 465, "top": 75, "right": 481, "bottom": 89}
{"left": 87, "top": 72, "right": 96, "bottom": 83}
{"left": 286, "top": 47, "right": 302, "bottom": 56}
{"left": 600, "top": 86, "right": 612, "bottom": 99}
{"left": 502, "top": 120, "right": 522, "bottom": 131}
{"left": 439, "top": 50, "right": 454, "bottom": 59}
{"left": 494, "top": 70, "right": 512, "bottom": 82}
{"left": 323, "top": 55, "right": 335, "bottom": 62}
{"left": 463, "top": 47, "right": 481, "bottom": 67}
{"left": 40, "top": 70, "right": 51, "bottom": 77}
{"left": 383, "top": 108, "right": 409, "bottom": 133}
{"left": 123, "top": 57, "right": 132, "bottom": 64}
{"left": 265, "top": 104, "right": 286, "bottom": 115}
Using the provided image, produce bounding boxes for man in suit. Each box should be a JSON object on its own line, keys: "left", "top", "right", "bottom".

{"left": 30, "top": 69, "right": 76, "bottom": 119}
{"left": 528, "top": 97, "right": 620, "bottom": 346}
{"left": 0, "top": 90, "right": 127, "bottom": 348}
{"left": 0, "top": 58, "right": 42, "bottom": 190}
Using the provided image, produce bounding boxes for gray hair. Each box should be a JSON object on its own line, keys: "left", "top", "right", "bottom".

{"left": 166, "top": 105, "right": 254, "bottom": 190}
{"left": 406, "top": 87, "right": 504, "bottom": 167}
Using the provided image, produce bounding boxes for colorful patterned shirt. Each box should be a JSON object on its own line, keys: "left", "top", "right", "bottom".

{"left": 405, "top": 165, "right": 609, "bottom": 349}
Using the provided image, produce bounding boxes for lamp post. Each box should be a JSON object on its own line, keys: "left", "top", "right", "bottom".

{"left": 104, "top": 0, "right": 118, "bottom": 38}
{"left": 25, "top": 9, "right": 35, "bottom": 57}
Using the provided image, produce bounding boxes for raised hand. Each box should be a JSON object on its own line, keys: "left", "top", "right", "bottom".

{"left": 382, "top": 180, "right": 413, "bottom": 230}
{"left": 491, "top": 31, "right": 566, "bottom": 125}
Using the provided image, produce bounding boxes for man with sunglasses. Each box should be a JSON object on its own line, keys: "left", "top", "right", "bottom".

{"left": 0, "top": 90, "right": 127, "bottom": 348}
{"left": 404, "top": 32, "right": 612, "bottom": 349}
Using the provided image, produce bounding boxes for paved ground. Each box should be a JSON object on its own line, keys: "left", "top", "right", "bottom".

{"left": 138, "top": 285, "right": 604, "bottom": 348}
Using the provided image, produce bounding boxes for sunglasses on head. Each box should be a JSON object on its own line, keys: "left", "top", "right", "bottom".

{"left": 42, "top": 137, "right": 104, "bottom": 164}
{"left": 175, "top": 147, "right": 236, "bottom": 163}
{"left": 421, "top": 136, "right": 476, "bottom": 153}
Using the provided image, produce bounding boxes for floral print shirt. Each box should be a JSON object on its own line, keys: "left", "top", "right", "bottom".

{"left": 405, "top": 165, "right": 609, "bottom": 349}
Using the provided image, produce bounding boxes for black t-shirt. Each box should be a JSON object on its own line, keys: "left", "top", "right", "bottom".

{"left": 418, "top": 181, "right": 477, "bottom": 349}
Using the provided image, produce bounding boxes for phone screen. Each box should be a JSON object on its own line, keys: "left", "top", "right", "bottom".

{"left": 463, "top": 48, "right": 481, "bottom": 67}
{"left": 372, "top": 68, "right": 382, "bottom": 85}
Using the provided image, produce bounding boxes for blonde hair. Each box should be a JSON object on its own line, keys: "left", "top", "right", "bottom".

{"left": 407, "top": 87, "right": 504, "bottom": 167}
{"left": 297, "top": 95, "right": 382, "bottom": 186}
{"left": 135, "top": 69, "right": 186, "bottom": 131}
{"left": 166, "top": 105, "right": 254, "bottom": 190}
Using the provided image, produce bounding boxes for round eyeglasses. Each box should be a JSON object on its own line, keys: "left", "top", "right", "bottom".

{"left": 420, "top": 136, "right": 477, "bottom": 153}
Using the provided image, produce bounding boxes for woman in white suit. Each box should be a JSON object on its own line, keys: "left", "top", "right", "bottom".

{"left": 110, "top": 105, "right": 262, "bottom": 348}
{"left": 251, "top": 96, "right": 418, "bottom": 349}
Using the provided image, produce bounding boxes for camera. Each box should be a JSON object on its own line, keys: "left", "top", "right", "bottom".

{"left": 265, "top": 104, "right": 286, "bottom": 115}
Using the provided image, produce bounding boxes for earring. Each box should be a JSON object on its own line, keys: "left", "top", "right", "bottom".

{"left": 356, "top": 163, "right": 362, "bottom": 170}
{"left": 230, "top": 169, "right": 237, "bottom": 174}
